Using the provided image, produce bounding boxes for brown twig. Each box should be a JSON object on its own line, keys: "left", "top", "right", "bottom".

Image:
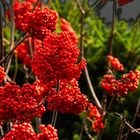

{"left": 117, "top": 115, "right": 126, "bottom": 140}
{"left": 75, "top": 0, "right": 102, "bottom": 111}
{"left": 96, "top": 1, "right": 117, "bottom": 139}
{"left": 0, "top": 34, "right": 28, "bottom": 65}
{"left": 108, "top": 0, "right": 116, "bottom": 55}
{"left": 0, "top": 0, "right": 40, "bottom": 65}
{"left": 32, "top": 0, "right": 40, "bottom": 12}
{"left": 0, "top": 2, "right": 4, "bottom": 67}
{"left": 51, "top": 79, "right": 60, "bottom": 127}
{"left": 115, "top": 112, "right": 140, "bottom": 135}
{"left": 5, "top": 1, "right": 15, "bottom": 75}
{"left": 124, "top": 98, "right": 140, "bottom": 140}
{"left": 12, "top": 53, "right": 18, "bottom": 81}
{"left": 82, "top": 112, "right": 95, "bottom": 140}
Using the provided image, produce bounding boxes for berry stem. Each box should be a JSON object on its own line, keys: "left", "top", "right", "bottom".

{"left": 0, "top": 2, "right": 4, "bottom": 67}
{"left": 0, "top": 126, "right": 4, "bottom": 138}
{"left": 5, "top": 1, "right": 15, "bottom": 75}
{"left": 51, "top": 79, "right": 60, "bottom": 127}
{"left": 124, "top": 98, "right": 140, "bottom": 140}
{"left": 75, "top": 0, "right": 102, "bottom": 111}
{"left": 108, "top": 0, "right": 116, "bottom": 55}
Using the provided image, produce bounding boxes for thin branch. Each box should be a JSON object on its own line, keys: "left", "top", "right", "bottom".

{"left": 117, "top": 115, "right": 126, "bottom": 140}
{"left": 0, "top": 2, "right": 4, "bottom": 67}
{"left": 51, "top": 79, "right": 60, "bottom": 127}
{"left": 83, "top": 114, "right": 95, "bottom": 140}
{"left": 32, "top": 0, "right": 40, "bottom": 12}
{"left": 83, "top": 119, "right": 94, "bottom": 140}
{"left": 115, "top": 112, "right": 140, "bottom": 135}
{"left": 74, "top": 0, "right": 85, "bottom": 15}
{"left": 108, "top": 0, "right": 116, "bottom": 55}
{"left": 84, "top": 67, "right": 102, "bottom": 111}
{"left": 124, "top": 98, "right": 140, "bottom": 140}
{"left": 0, "top": 126, "right": 4, "bottom": 138}
{"left": 131, "top": 57, "right": 140, "bottom": 70}
{"left": 0, "top": 0, "right": 41, "bottom": 65}
{"left": 12, "top": 53, "right": 18, "bottom": 81}
{"left": 0, "top": 34, "right": 28, "bottom": 65}
{"left": 75, "top": 0, "right": 102, "bottom": 111}
{"left": 79, "top": 125, "right": 84, "bottom": 140}
{"left": 5, "top": 1, "right": 15, "bottom": 75}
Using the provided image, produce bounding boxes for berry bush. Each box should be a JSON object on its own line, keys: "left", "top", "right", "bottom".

{"left": 0, "top": 0, "right": 140, "bottom": 140}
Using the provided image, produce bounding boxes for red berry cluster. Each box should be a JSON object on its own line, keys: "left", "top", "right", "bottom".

{"left": 107, "top": 55, "right": 124, "bottom": 71}
{"left": 2, "top": 123, "right": 37, "bottom": 140}
{"left": 30, "top": 7, "right": 58, "bottom": 39}
{"left": 0, "top": 82, "right": 45, "bottom": 123}
{"left": 87, "top": 103, "right": 104, "bottom": 133}
{"left": 33, "top": 80, "right": 55, "bottom": 96}
{"left": 12, "top": 1, "right": 33, "bottom": 31}
{"left": 31, "top": 31, "right": 86, "bottom": 82}
{"left": 37, "top": 124, "right": 58, "bottom": 140}
{"left": 0, "top": 67, "right": 5, "bottom": 84}
{"left": 47, "top": 79, "right": 88, "bottom": 114}
{"left": 122, "top": 70, "right": 140, "bottom": 91}
{"left": 15, "top": 38, "right": 41, "bottom": 67}
{"left": 12, "top": 1, "right": 58, "bottom": 39}
{"left": 15, "top": 42, "right": 31, "bottom": 66}
{"left": 101, "top": 70, "right": 140, "bottom": 96}
{"left": 61, "top": 18, "right": 78, "bottom": 45}
{"left": 118, "top": 0, "right": 134, "bottom": 6}
{"left": 2, "top": 123, "right": 58, "bottom": 140}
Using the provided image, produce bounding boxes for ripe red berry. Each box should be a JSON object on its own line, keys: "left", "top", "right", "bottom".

{"left": 88, "top": 103, "right": 104, "bottom": 133}
{"left": 118, "top": 0, "right": 134, "bottom": 6}
{"left": 47, "top": 79, "right": 89, "bottom": 114}
{"left": 0, "top": 66, "right": 5, "bottom": 84}
{"left": 107, "top": 55, "right": 124, "bottom": 71}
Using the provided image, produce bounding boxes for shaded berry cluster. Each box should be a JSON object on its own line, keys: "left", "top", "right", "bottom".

{"left": 0, "top": 82, "right": 45, "bottom": 124}
{"left": 31, "top": 31, "right": 86, "bottom": 82}
{"left": 0, "top": 67, "right": 5, "bottom": 84}
{"left": 118, "top": 0, "right": 134, "bottom": 6}
{"left": 87, "top": 103, "right": 104, "bottom": 133}
{"left": 47, "top": 79, "right": 88, "bottom": 114}
{"left": 15, "top": 38, "right": 41, "bottom": 67}
{"left": 107, "top": 55, "right": 124, "bottom": 71}
{"left": 61, "top": 18, "right": 78, "bottom": 45}
{"left": 101, "top": 70, "right": 140, "bottom": 96}
{"left": 11, "top": 1, "right": 58, "bottom": 39}
{"left": 37, "top": 124, "right": 58, "bottom": 140}
{"left": 2, "top": 123, "right": 58, "bottom": 140}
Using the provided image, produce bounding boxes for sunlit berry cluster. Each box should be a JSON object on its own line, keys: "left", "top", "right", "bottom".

{"left": 2, "top": 123, "right": 36, "bottom": 140}
{"left": 37, "top": 124, "right": 58, "bottom": 140}
{"left": 12, "top": 1, "right": 33, "bottom": 31}
{"left": 61, "top": 18, "right": 78, "bottom": 45}
{"left": 101, "top": 70, "right": 140, "bottom": 96}
{"left": 107, "top": 55, "right": 124, "bottom": 71}
{"left": 12, "top": 1, "right": 58, "bottom": 39}
{"left": 15, "top": 42, "right": 31, "bottom": 66}
{"left": 2, "top": 123, "right": 58, "bottom": 140}
{"left": 87, "top": 103, "right": 104, "bottom": 133}
{"left": 30, "top": 7, "right": 58, "bottom": 39}
{"left": 2, "top": 1, "right": 89, "bottom": 139}
{"left": 0, "top": 82, "right": 45, "bottom": 123}
{"left": 15, "top": 38, "right": 41, "bottom": 66}
{"left": 0, "top": 67, "right": 5, "bottom": 84}
{"left": 47, "top": 79, "right": 88, "bottom": 114}
{"left": 31, "top": 31, "right": 86, "bottom": 82}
